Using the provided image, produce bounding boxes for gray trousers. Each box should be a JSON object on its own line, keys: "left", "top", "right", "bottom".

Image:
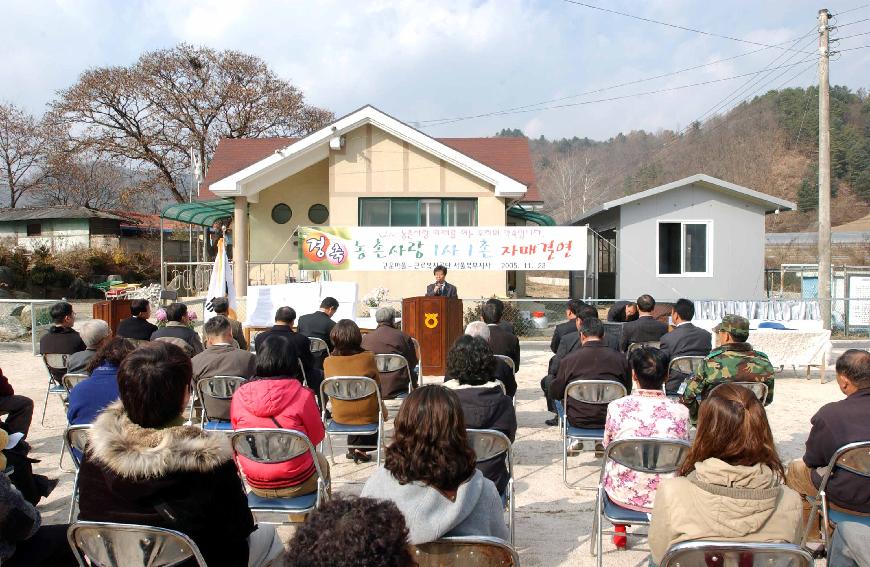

{"left": 829, "top": 522, "right": 870, "bottom": 567}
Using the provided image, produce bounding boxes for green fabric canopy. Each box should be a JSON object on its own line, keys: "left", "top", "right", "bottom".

{"left": 161, "top": 199, "right": 235, "bottom": 227}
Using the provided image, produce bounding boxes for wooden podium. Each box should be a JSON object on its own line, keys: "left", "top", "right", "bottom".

{"left": 402, "top": 296, "right": 464, "bottom": 377}
{"left": 93, "top": 299, "right": 132, "bottom": 335}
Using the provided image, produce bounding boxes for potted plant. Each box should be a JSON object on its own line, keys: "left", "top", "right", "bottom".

{"left": 362, "top": 287, "right": 389, "bottom": 318}
{"left": 154, "top": 307, "right": 198, "bottom": 329}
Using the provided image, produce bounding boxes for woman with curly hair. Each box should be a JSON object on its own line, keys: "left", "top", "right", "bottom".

{"left": 444, "top": 335, "right": 516, "bottom": 495}
{"left": 283, "top": 496, "right": 413, "bottom": 567}
{"left": 362, "top": 385, "right": 508, "bottom": 544}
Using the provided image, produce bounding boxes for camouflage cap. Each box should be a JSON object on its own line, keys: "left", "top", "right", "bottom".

{"left": 713, "top": 314, "right": 750, "bottom": 341}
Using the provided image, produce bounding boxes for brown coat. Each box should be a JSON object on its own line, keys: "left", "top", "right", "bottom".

{"left": 361, "top": 324, "right": 418, "bottom": 399}
{"left": 323, "top": 351, "right": 387, "bottom": 425}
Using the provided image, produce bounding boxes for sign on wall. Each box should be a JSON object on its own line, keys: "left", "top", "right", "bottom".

{"left": 298, "top": 226, "right": 588, "bottom": 271}
{"left": 847, "top": 275, "right": 870, "bottom": 326}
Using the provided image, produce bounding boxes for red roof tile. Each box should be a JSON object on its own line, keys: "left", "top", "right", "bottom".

{"left": 200, "top": 135, "right": 539, "bottom": 202}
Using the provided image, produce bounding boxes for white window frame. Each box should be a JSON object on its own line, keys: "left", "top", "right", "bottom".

{"left": 655, "top": 219, "right": 714, "bottom": 277}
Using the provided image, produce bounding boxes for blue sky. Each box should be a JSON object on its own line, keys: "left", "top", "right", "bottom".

{"left": 2, "top": 0, "right": 868, "bottom": 140}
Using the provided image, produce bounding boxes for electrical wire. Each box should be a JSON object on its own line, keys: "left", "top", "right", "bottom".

{"left": 833, "top": 3, "right": 869, "bottom": 17}
{"left": 837, "top": 43, "right": 870, "bottom": 51}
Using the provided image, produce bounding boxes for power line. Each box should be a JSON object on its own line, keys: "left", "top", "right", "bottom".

{"left": 835, "top": 29, "right": 870, "bottom": 40}
{"left": 558, "top": 0, "right": 815, "bottom": 53}
{"left": 833, "top": 3, "right": 869, "bottom": 17}
{"left": 837, "top": 43, "right": 870, "bottom": 51}
{"left": 832, "top": 17, "right": 870, "bottom": 28}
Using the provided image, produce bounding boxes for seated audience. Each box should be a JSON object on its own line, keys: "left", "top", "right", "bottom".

{"left": 67, "top": 337, "right": 135, "bottom": 426}
{"left": 39, "top": 302, "right": 85, "bottom": 381}
{"left": 0, "top": 430, "right": 76, "bottom": 567}
{"left": 361, "top": 385, "right": 509, "bottom": 544}
{"left": 67, "top": 319, "right": 111, "bottom": 374}
{"left": 619, "top": 294, "right": 668, "bottom": 352}
{"left": 149, "top": 302, "right": 204, "bottom": 355}
{"left": 603, "top": 347, "right": 690, "bottom": 548}
{"left": 115, "top": 298, "right": 157, "bottom": 341}
{"left": 283, "top": 496, "right": 413, "bottom": 567}
{"left": 785, "top": 349, "right": 870, "bottom": 528}
{"left": 361, "top": 306, "right": 418, "bottom": 399}
{"left": 486, "top": 298, "right": 515, "bottom": 335}
{"left": 681, "top": 314, "right": 775, "bottom": 423}
{"left": 231, "top": 335, "right": 328, "bottom": 497}
{"left": 607, "top": 300, "right": 638, "bottom": 323}
{"left": 549, "top": 318, "right": 631, "bottom": 429}
{"left": 211, "top": 296, "right": 247, "bottom": 351}
{"left": 323, "top": 319, "right": 387, "bottom": 464}
{"left": 253, "top": 307, "right": 315, "bottom": 388}
{"left": 298, "top": 297, "right": 339, "bottom": 370}
{"left": 829, "top": 521, "right": 870, "bottom": 567}
{"left": 192, "top": 315, "right": 256, "bottom": 383}
{"left": 77, "top": 342, "right": 282, "bottom": 567}
{"left": 444, "top": 335, "right": 517, "bottom": 495}
{"left": 464, "top": 321, "right": 516, "bottom": 396}
{"left": 482, "top": 303, "right": 520, "bottom": 371}
{"left": 550, "top": 299, "right": 584, "bottom": 353}
{"left": 648, "top": 384, "right": 802, "bottom": 566}
{"left": 0, "top": 368, "right": 33, "bottom": 438}
{"left": 658, "top": 298, "right": 712, "bottom": 394}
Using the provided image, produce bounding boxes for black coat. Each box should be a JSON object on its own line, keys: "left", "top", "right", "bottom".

{"left": 550, "top": 319, "right": 577, "bottom": 354}
{"left": 297, "top": 311, "right": 336, "bottom": 350}
{"left": 116, "top": 316, "right": 158, "bottom": 341}
{"left": 659, "top": 323, "right": 712, "bottom": 360}
{"left": 619, "top": 316, "right": 669, "bottom": 352}
{"left": 150, "top": 324, "right": 204, "bottom": 355}
{"left": 488, "top": 324, "right": 520, "bottom": 371}
{"left": 39, "top": 326, "right": 86, "bottom": 355}
{"left": 253, "top": 326, "right": 315, "bottom": 383}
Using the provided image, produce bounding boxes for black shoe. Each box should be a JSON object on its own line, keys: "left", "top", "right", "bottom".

{"left": 545, "top": 417, "right": 559, "bottom": 427}
{"left": 346, "top": 449, "right": 372, "bottom": 464}
{"left": 36, "top": 476, "right": 59, "bottom": 498}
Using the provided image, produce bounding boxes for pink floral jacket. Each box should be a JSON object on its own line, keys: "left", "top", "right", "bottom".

{"left": 602, "top": 389, "right": 690, "bottom": 512}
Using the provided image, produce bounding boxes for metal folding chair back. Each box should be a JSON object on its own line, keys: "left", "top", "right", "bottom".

{"left": 43, "top": 353, "right": 69, "bottom": 375}
{"left": 308, "top": 337, "right": 329, "bottom": 354}
{"left": 714, "top": 380, "right": 768, "bottom": 402}
{"left": 319, "top": 376, "right": 385, "bottom": 467}
{"left": 627, "top": 341, "right": 660, "bottom": 355}
{"left": 321, "top": 375, "right": 379, "bottom": 401}
{"left": 67, "top": 520, "right": 208, "bottom": 567}
{"left": 374, "top": 353, "right": 413, "bottom": 397}
{"left": 494, "top": 354, "right": 516, "bottom": 374}
{"left": 660, "top": 541, "right": 813, "bottom": 567}
{"left": 668, "top": 355, "right": 706, "bottom": 377}
{"left": 65, "top": 424, "right": 92, "bottom": 522}
{"left": 196, "top": 376, "right": 245, "bottom": 425}
{"left": 411, "top": 337, "right": 423, "bottom": 385}
{"left": 411, "top": 536, "right": 519, "bottom": 567}
{"left": 63, "top": 373, "right": 89, "bottom": 393}
{"left": 467, "top": 429, "right": 514, "bottom": 543}
{"left": 565, "top": 380, "right": 627, "bottom": 405}
{"left": 41, "top": 353, "right": 69, "bottom": 425}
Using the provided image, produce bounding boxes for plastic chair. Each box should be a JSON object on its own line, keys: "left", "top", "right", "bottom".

{"left": 665, "top": 355, "right": 706, "bottom": 396}
{"left": 64, "top": 424, "right": 92, "bottom": 523}
{"left": 660, "top": 541, "right": 813, "bottom": 567}
{"left": 67, "top": 521, "right": 208, "bottom": 567}
{"left": 411, "top": 536, "right": 519, "bottom": 567}
{"left": 411, "top": 337, "right": 423, "bottom": 386}
{"left": 319, "top": 376, "right": 384, "bottom": 466}
{"left": 467, "top": 429, "right": 514, "bottom": 544}
{"left": 41, "top": 353, "right": 69, "bottom": 425}
{"left": 374, "top": 353, "right": 414, "bottom": 402}
{"left": 230, "top": 428, "right": 329, "bottom": 524}
{"left": 711, "top": 380, "right": 769, "bottom": 403}
{"left": 558, "top": 380, "right": 627, "bottom": 488}
{"left": 800, "top": 440, "right": 870, "bottom": 557}
{"left": 590, "top": 437, "right": 691, "bottom": 565}
{"left": 196, "top": 376, "right": 245, "bottom": 431}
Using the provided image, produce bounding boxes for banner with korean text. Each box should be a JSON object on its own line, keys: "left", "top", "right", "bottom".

{"left": 298, "top": 226, "right": 587, "bottom": 271}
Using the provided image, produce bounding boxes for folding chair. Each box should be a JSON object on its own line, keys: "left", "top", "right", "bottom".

{"left": 230, "top": 428, "right": 329, "bottom": 525}
{"left": 41, "top": 353, "right": 69, "bottom": 425}
{"left": 493, "top": 355, "right": 517, "bottom": 407}
{"left": 800, "top": 440, "right": 870, "bottom": 558}
{"left": 711, "top": 380, "right": 769, "bottom": 403}
{"left": 557, "top": 380, "right": 627, "bottom": 488}
{"left": 411, "top": 536, "right": 519, "bottom": 567}
{"left": 411, "top": 337, "right": 423, "bottom": 386}
{"left": 627, "top": 341, "right": 660, "bottom": 355}
{"left": 320, "top": 376, "right": 385, "bottom": 466}
{"left": 590, "top": 437, "right": 691, "bottom": 565}
{"left": 308, "top": 337, "right": 329, "bottom": 356}
{"left": 63, "top": 373, "right": 89, "bottom": 393}
{"left": 374, "top": 353, "right": 413, "bottom": 402}
{"left": 196, "top": 376, "right": 245, "bottom": 431}
{"left": 660, "top": 541, "right": 813, "bottom": 567}
{"left": 64, "top": 424, "right": 92, "bottom": 523}
{"left": 67, "top": 521, "right": 208, "bottom": 567}
{"left": 665, "top": 355, "right": 706, "bottom": 397}
{"left": 467, "top": 429, "right": 514, "bottom": 544}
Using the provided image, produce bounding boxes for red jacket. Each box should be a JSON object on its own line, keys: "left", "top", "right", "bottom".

{"left": 230, "top": 377, "right": 325, "bottom": 489}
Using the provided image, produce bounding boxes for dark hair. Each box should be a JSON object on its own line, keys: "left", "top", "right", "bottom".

{"left": 628, "top": 346, "right": 667, "bottom": 390}
{"left": 50, "top": 301, "right": 73, "bottom": 323}
{"left": 385, "top": 385, "right": 476, "bottom": 492}
{"left": 85, "top": 337, "right": 136, "bottom": 374}
{"left": 283, "top": 496, "right": 413, "bottom": 567}
{"left": 579, "top": 317, "right": 604, "bottom": 338}
{"left": 485, "top": 298, "right": 505, "bottom": 320}
{"left": 275, "top": 306, "right": 297, "bottom": 324}
{"left": 577, "top": 304, "right": 599, "bottom": 322}
{"left": 130, "top": 299, "right": 150, "bottom": 317}
{"left": 433, "top": 265, "right": 447, "bottom": 276}
{"left": 330, "top": 319, "right": 363, "bottom": 356}
{"left": 165, "top": 302, "right": 188, "bottom": 322}
{"left": 481, "top": 302, "right": 500, "bottom": 324}
{"left": 636, "top": 294, "right": 656, "bottom": 312}
{"left": 567, "top": 299, "right": 585, "bottom": 316}
{"left": 836, "top": 349, "right": 870, "bottom": 388}
{"left": 117, "top": 342, "right": 192, "bottom": 428}
{"left": 673, "top": 298, "right": 695, "bottom": 321}
{"left": 256, "top": 335, "right": 300, "bottom": 379}
{"left": 679, "top": 384, "right": 783, "bottom": 479}
{"left": 204, "top": 315, "right": 231, "bottom": 337}
{"left": 211, "top": 297, "right": 229, "bottom": 314}
{"left": 320, "top": 297, "right": 339, "bottom": 310}
{"left": 446, "top": 335, "right": 494, "bottom": 386}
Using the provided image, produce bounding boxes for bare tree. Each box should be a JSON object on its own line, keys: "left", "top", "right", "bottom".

{"left": 51, "top": 43, "right": 334, "bottom": 203}
{"left": 0, "top": 102, "right": 48, "bottom": 207}
{"left": 539, "top": 149, "right": 606, "bottom": 223}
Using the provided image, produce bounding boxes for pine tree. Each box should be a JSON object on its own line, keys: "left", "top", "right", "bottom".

{"left": 797, "top": 177, "right": 817, "bottom": 212}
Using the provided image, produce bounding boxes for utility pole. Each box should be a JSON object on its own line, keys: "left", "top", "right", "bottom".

{"left": 818, "top": 8, "right": 832, "bottom": 331}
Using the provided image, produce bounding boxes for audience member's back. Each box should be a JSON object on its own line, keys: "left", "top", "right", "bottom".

{"left": 67, "top": 338, "right": 135, "bottom": 426}
{"left": 619, "top": 294, "right": 668, "bottom": 352}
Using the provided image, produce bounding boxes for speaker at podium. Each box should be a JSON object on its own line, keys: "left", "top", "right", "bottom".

{"left": 401, "top": 296, "right": 463, "bottom": 377}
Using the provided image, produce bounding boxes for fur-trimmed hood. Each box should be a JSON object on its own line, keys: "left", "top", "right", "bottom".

{"left": 89, "top": 401, "right": 232, "bottom": 479}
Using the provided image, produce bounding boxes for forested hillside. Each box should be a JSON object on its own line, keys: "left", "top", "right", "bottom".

{"left": 516, "top": 85, "right": 870, "bottom": 232}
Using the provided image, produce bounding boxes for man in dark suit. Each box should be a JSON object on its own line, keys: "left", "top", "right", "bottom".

{"left": 550, "top": 299, "right": 584, "bottom": 354}
{"left": 619, "top": 294, "right": 669, "bottom": 352}
{"left": 486, "top": 298, "right": 515, "bottom": 335}
{"left": 549, "top": 318, "right": 631, "bottom": 429}
{"left": 116, "top": 299, "right": 158, "bottom": 341}
{"left": 425, "top": 265, "right": 458, "bottom": 298}
{"left": 482, "top": 303, "right": 520, "bottom": 372}
{"left": 254, "top": 306, "right": 316, "bottom": 389}
{"left": 361, "top": 306, "right": 418, "bottom": 399}
{"left": 297, "top": 297, "right": 338, "bottom": 350}
{"left": 659, "top": 298, "right": 712, "bottom": 394}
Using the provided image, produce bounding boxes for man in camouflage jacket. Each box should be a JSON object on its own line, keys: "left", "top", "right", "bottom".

{"left": 681, "top": 314, "right": 775, "bottom": 422}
